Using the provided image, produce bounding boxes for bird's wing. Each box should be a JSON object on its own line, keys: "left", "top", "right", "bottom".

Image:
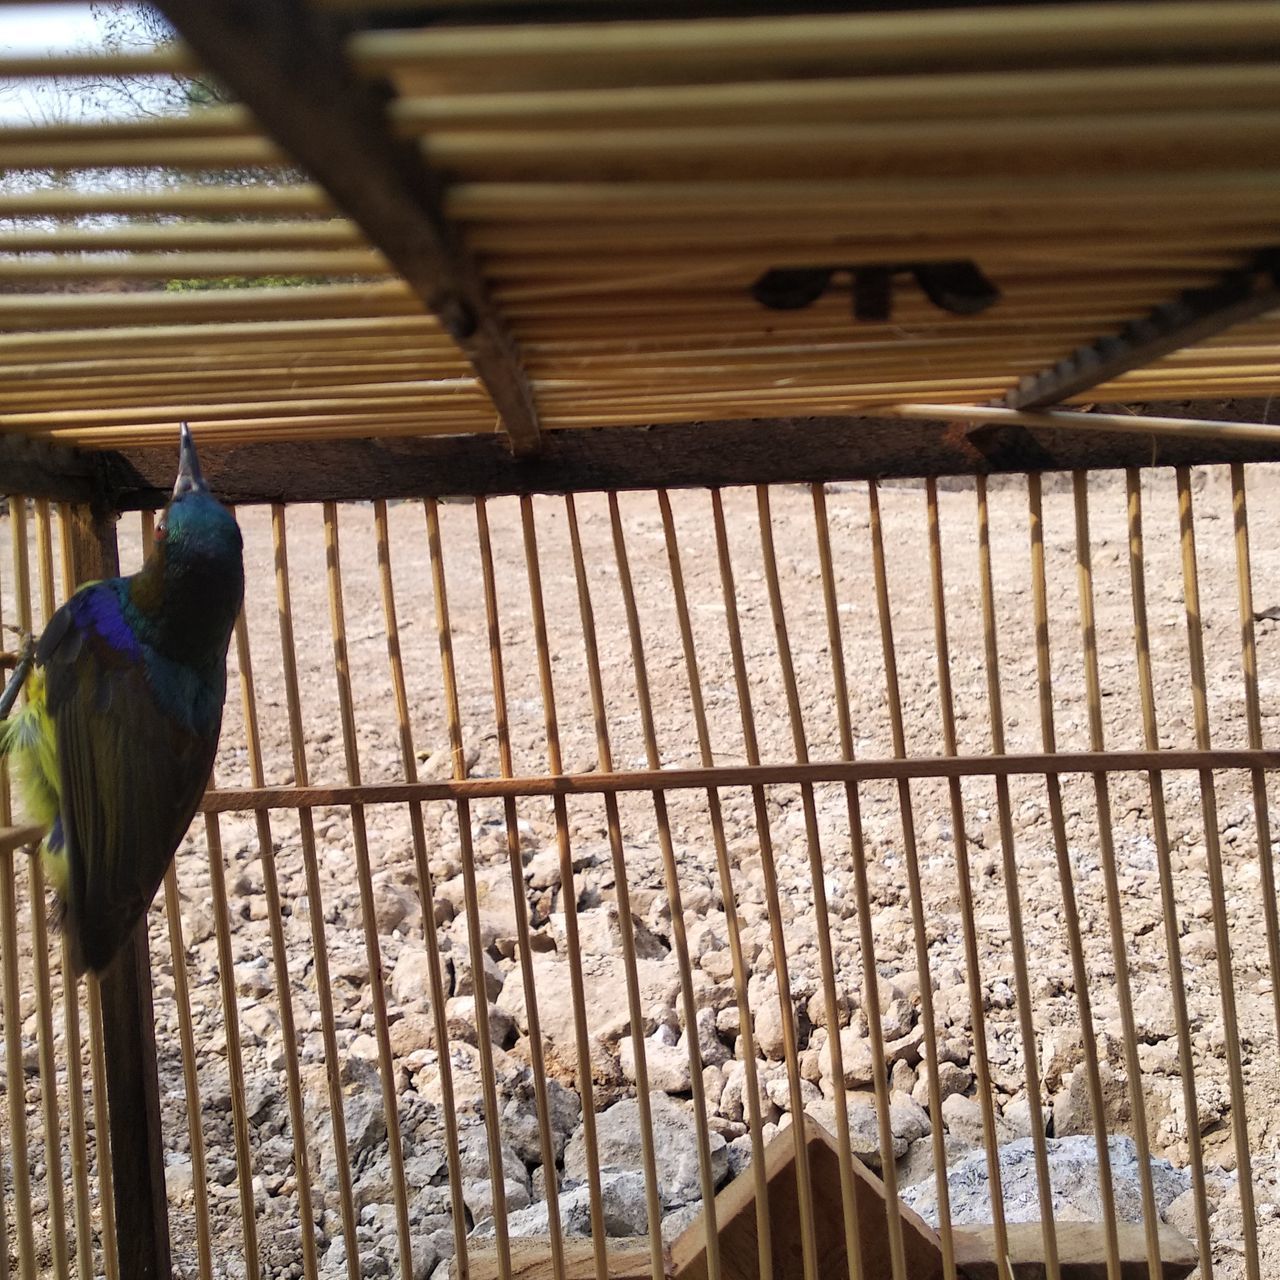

{"left": 41, "top": 586, "right": 219, "bottom": 973}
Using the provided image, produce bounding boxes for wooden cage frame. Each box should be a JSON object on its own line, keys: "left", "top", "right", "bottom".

{"left": 0, "top": 4, "right": 1279, "bottom": 1280}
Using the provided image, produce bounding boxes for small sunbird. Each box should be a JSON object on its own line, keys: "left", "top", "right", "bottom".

{"left": 1, "top": 424, "right": 243, "bottom": 974}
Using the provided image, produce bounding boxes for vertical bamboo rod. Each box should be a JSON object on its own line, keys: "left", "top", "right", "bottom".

{"left": 12, "top": 496, "right": 71, "bottom": 1280}
{"left": 562, "top": 494, "right": 666, "bottom": 1280}
{"left": 39, "top": 497, "right": 96, "bottom": 1280}
{"left": 159, "top": 859, "right": 215, "bottom": 1280}
{"left": 203, "top": 793, "right": 261, "bottom": 1277}
{"left": 1070, "top": 472, "right": 1164, "bottom": 1280}
{"left": 61, "top": 503, "right": 169, "bottom": 1280}
{"left": 753, "top": 486, "right": 865, "bottom": 1280}
{"left": 140, "top": 508, "right": 217, "bottom": 1280}
{"left": 519, "top": 496, "right": 609, "bottom": 1280}
{"left": 1227, "top": 465, "right": 1280, "bottom": 1051}
{"left": 474, "top": 496, "right": 567, "bottom": 1280}
{"left": 228, "top": 514, "right": 319, "bottom": 1280}
{"left": 605, "top": 493, "right": 723, "bottom": 1280}
{"left": 62, "top": 503, "right": 117, "bottom": 1280}
{"left": 0, "top": 509, "right": 13, "bottom": 1280}
{"left": 42, "top": 527, "right": 94, "bottom": 1280}
{"left": 321, "top": 502, "right": 414, "bottom": 1280}
{"left": 709, "top": 487, "right": 820, "bottom": 1280}
{"left": 657, "top": 489, "right": 773, "bottom": 1280}
{"left": 85, "top": 976, "right": 119, "bottom": 1280}
{"left": 922, "top": 479, "right": 1008, "bottom": 1275}
{"left": 973, "top": 477, "right": 1060, "bottom": 1280}
{"left": 373, "top": 499, "right": 471, "bottom": 1279}
{"left": 1026, "top": 475, "right": 1122, "bottom": 1280}
{"left": 271, "top": 505, "right": 361, "bottom": 1280}
{"left": 424, "top": 497, "right": 513, "bottom": 1280}
{"left": 0, "top": 496, "right": 37, "bottom": 1280}
{"left": 811, "top": 483, "right": 928, "bottom": 1280}
{"left": 1173, "top": 468, "right": 1259, "bottom": 1280}
{"left": 1122, "top": 471, "right": 1212, "bottom": 1277}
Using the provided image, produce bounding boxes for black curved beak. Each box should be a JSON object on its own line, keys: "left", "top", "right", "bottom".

{"left": 172, "top": 422, "right": 207, "bottom": 500}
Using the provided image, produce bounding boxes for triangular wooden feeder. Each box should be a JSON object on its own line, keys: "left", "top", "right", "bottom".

{"left": 669, "top": 1115, "right": 945, "bottom": 1280}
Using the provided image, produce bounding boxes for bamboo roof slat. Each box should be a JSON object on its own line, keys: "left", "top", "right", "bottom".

{"left": 0, "top": 136, "right": 286, "bottom": 170}
{"left": 388, "top": 63, "right": 1280, "bottom": 130}
{"left": 0, "top": 221, "right": 365, "bottom": 253}
{"left": 419, "top": 112, "right": 1280, "bottom": 182}
{"left": 0, "top": 185, "right": 332, "bottom": 217}
{"left": 353, "top": 4, "right": 1280, "bottom": 90}
{"left": 0, "top": 250, "right": 388, "bottom": 280}
{"left": 0, "top": 0, "right": 1277, "bottom": 460}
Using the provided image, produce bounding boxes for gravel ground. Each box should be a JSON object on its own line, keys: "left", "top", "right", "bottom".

{"left": 3, "top": 466, "right": 1280, "bottom": 1279}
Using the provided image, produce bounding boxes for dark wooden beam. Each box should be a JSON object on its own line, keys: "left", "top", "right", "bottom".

{"left": 153, "top": 0, "right": 541, "bottom": 455}
{"left": 1005, "top": 252, "right": 1280, "bottom": 410}
{"left": 0, "top": 435, "right": 107, "bottom": 507}
{"left": 83, "top": 409, "right": 1280, "bottom": 508}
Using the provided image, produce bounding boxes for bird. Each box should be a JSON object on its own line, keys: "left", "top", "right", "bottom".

{"left": 0, "top": 423, "right": 243, "bottom": 975}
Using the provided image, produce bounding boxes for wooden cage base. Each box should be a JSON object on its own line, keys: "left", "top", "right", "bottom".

{"left": 457, "top": 1116, "right": 1198, "bottom": 1280}
{"left": 954, "top": 1222, "right": 1197, "bottom": 1280}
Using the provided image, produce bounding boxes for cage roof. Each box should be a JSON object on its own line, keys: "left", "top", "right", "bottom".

{"left": 1, "top": 1, "right": 1279, "bottom": 500}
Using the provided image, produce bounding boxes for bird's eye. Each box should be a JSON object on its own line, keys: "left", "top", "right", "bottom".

{"left": 155, "top": 520, "right": 167, "bottom": 542}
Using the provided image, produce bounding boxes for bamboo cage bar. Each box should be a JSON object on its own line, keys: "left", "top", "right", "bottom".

{"left": 425, "top": 496, "right": 515, "bottom": 1280}
{"left": 1121, "top": 474, "right": 1213, "bottom": 1279}
{"left": 606, "top": 494, "right": 724, "bottom": 1280}
{"left": 229, "top": 518, "right": 322, "bottom": 1280}
{"left": 12, "top": 497, "right": 71, "bottom": 1280}
{"left": 1026, "top": 475, "right": 1122, "bottom": 1280}
{"left": 1174, "top": 470, "right": 1260, "bottom": 1280}
{"left": 376, "top": 497, "right": 473, "bottom": 1280}
{"left": 322, "top": 502, "right": 416, "bottom": 1279}
{"left": 1070, "top": 475, "right": 1164, "bottom": 1280}
{"left": 810, "top": 484, "right": 922, "bottom": 1280}
{"left": 194, "top": 750, "right": 1280, "bottom": 813}
{"left": 657, "top": 489, "right": 773, "bottom": 1280}
{"left": 85, "top": 974, "right": 119, "bottom": 1280}
{"left": 519, "top": 497, "right": 610, "bottom": 1280}
{"left": 1227, "top": 466, "right": 1280, "bottom": 1054}
{"left": 272, "top": 505, "right": 363, "bottom": 1280}
{"left": 0, "top": 496, "right": 37, "bottom": 1280}
{"left": 710, "top": 488, "right": 821, "bottom": 1280}
{"left": 751, "top": 487, "right": 865, "bottom": 1280}
{"left": 562, "top": 494, "right": 667, "bottom": 1280}
{"left": 36, "top": 499, "right": 96, "bottom": 1280}
{"left": 202, "top": 772, "right": 263, "bottom": 1279}
{"left": 921, "top": 479, "right": 1009, "bottom": 1278}
{"left": 474, "top": 494, "right": 568, "bottom": 1280}
{"left": 973, "top": 477, "right": 1060, "bottom": 1280}
{"left": 138, "top": 507, "right": 217, "bottom": 1280}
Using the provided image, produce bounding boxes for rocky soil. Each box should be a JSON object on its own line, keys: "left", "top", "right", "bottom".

{"left": 3, "top": 468, "right": 1280, "bottom": 1279}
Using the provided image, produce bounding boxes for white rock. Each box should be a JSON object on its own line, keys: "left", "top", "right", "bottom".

{"left": 563, "top": 1092, "right": 728, "bottom": 1208}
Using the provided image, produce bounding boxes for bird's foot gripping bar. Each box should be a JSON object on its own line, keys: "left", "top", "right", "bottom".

{"left": 0, "top": 634, "right": 35, "bottom": 720}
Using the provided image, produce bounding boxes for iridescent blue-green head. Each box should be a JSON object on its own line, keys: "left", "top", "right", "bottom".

{"left": 130, "top": 424, "right": 244, "bottom": 665}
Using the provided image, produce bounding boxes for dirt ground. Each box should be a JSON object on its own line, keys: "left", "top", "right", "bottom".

{"left": 4, "top": 466, "right": 1280, "bottom": 1278}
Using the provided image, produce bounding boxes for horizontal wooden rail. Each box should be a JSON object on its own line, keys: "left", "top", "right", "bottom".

{"left": 200, "top": 747, "right": 1280, "bottom": 812}
{"left": 0, "top": 825, "right": 45, "bottom": 858}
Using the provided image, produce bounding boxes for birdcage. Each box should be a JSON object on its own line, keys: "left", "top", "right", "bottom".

{"left": 0, "top": 3, "right": 1279, "bottom": 1279}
